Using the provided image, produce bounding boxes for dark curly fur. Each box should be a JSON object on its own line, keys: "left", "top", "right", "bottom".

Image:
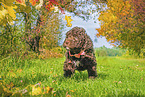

{"left": 63, "top": 27, "right": 97, "bottom": 79}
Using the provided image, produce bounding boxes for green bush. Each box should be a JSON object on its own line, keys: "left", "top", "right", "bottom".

{"left": 95, "top": 46, "right": 125, "bottom": 57}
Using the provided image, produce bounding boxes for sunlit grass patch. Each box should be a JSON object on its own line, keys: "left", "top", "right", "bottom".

{"left": 0, "top": 57, "right": 145, "bottom": 96}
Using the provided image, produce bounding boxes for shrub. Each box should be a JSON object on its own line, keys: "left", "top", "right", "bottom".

{"left": 38, "top": 47, "right": 66, "bottom": 59}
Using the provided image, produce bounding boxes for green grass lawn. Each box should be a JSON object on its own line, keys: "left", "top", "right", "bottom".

{"left": 0, "top": 56, "right": 145, "bottom": 97}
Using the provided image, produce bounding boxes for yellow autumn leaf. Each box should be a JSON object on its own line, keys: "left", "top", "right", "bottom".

{"left": 16, "top": 0, "right": 26, "bottom": 6}
{"left": 49, "top": 6, "right": 55, "bottom": 12}
{"left": 35, "top": 0, "right": 43, "bottom": 10}
{"left": 32, "top": 86, "right": 42, "bottom": 95}
{"left": 0, "top": 9, "right": 8, "bottom": 19}
{"left": 6, "top": 72, "right": 16, "bottom": 78}
{"left": 8, "top": 20, "right": 14, "bottom": 25}
{"left": 29, "top": 0, "right": 36, "bottom": 6}
{"left": 17, "top": 69, "right": 22, "bottom": 73}
{"left": 46, "top": 86, "right": 50, "bottom": 93}
{"left": 45, "top": 86, "right": 53, "bottom": 93}
{"left": 65, "top": 15, "right": 73, "bottom": 27}
{"left": 6, "top": 5, "right": 17, "bottom": 19}
{"left": 70, "top": 90, "right": 74, "bottom": 92}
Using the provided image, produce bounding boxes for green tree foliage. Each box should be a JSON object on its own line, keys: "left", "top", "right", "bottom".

{"left": 0, "top": 0, "right": 105, "bottom": 58}
{"left": 0, "top": 21, "right": 26, "bottom": 58}
{"left": 0, "top": 0, "right": 65, "bottom": 58}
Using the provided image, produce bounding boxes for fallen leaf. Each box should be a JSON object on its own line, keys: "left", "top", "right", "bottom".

{"left": 17, "top": 69, "right": 22, "bottom": 73}
{"left": 32, "top": 86, "right": 42, "bottom": 95}
{"left": 118, "top": 81, "right": 122, "bottom": 84}
{"left": 66, "top": 94, "right": 71, "bottom": 97}
{"left": 113, "top": 81, "right": 118, "bottom": 83}
{"left": 45, "top": 86, "right": 53, "bottom": 93}
{"left": 66, "top": 91, "right": 71, "bottom": 97}
{"left": 70, "top": 90, "right": 74, "bottom": 92}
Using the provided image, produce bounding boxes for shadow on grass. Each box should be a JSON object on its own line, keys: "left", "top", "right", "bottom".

{"left": 51, "top": 71, "right": 88, "bottom": 82}
{"left": 52, "top": 71, "right": 108, "bottom": 83}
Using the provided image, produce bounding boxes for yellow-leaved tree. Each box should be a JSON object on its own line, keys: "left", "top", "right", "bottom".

{"left": 0, "top": 0, "right": 18, "bottom": 25}
{"left": 96, "top": 0, "right": 145, "bottom": 55}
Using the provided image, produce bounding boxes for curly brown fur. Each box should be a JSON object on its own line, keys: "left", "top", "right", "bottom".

{"left": 63, "top": 27, "right": 97, "bottom": 79}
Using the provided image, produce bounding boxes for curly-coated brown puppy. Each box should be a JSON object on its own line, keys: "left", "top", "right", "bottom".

{"left": 63, "top": 27, "right": 97, "bottom": 79}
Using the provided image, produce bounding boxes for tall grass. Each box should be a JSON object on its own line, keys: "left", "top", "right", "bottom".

{"left": 0, "top": 56, "right": 145, "bottom": 97}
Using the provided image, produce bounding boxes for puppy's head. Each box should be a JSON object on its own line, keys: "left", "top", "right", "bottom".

{"left": 63, "top": 27, "right": 86, "bottom": 51}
